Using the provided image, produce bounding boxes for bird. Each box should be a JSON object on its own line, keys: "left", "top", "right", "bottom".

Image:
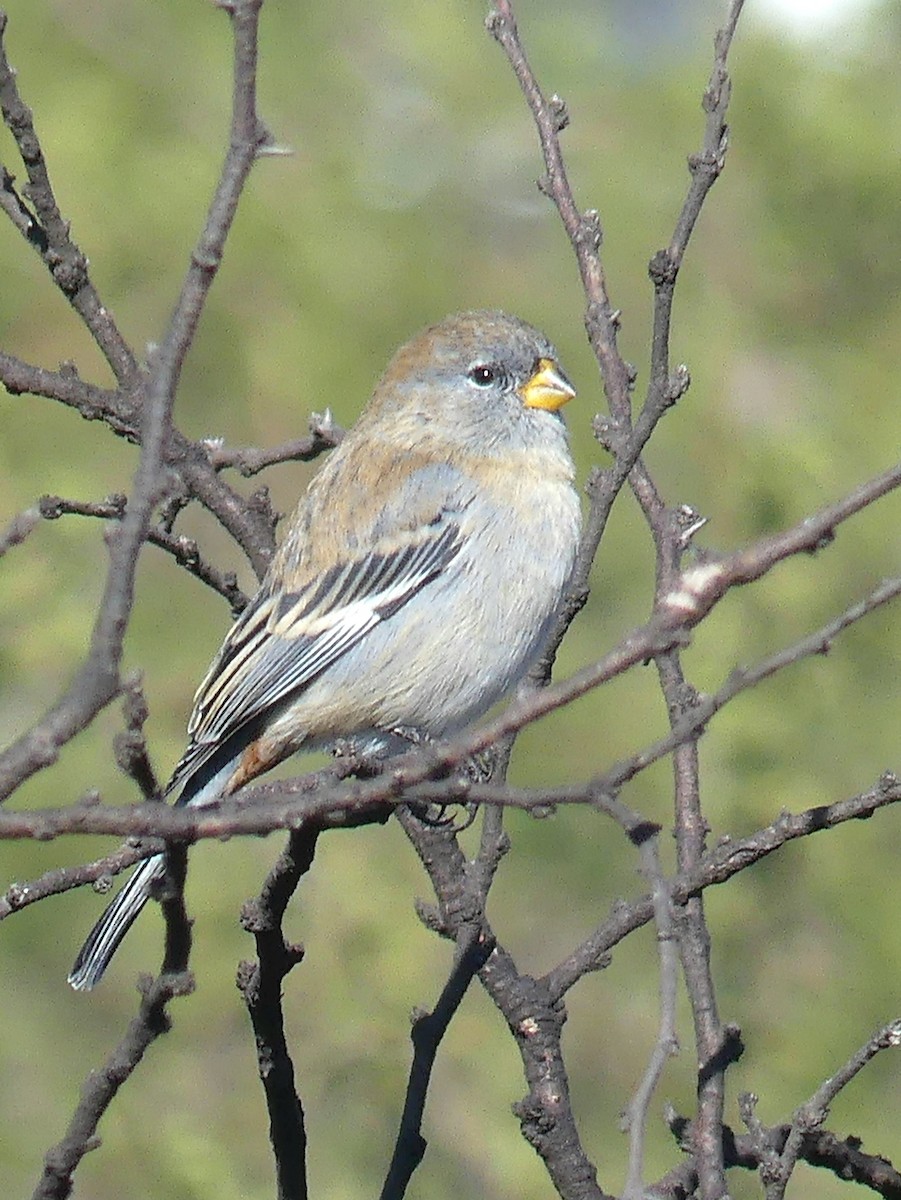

{"left": 68, "top": 309, "right": 581, "bottom": 990}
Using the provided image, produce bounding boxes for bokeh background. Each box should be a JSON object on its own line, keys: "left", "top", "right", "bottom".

{"left": 1, "top": 1, "right": 900, "bottom": 1197}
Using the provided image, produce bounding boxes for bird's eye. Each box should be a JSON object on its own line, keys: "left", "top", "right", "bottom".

{"left": 468, "top": 364, "right": 498, "bottom": 388}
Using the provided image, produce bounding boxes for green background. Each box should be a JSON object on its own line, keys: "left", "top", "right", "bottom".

{"left": 1, "top": 1, "right": 899, "bottom": 1197}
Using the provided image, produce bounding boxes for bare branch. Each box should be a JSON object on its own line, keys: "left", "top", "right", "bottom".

{"left": 486, "top": 0, "right": 632, "bottom": 419}
{"left": 207, "top": 410, "right": 345, "bottom": 477}
{"left": 39, "top": 493, "right": 249, "bottom": 612}
{"left": 0, "top": 0, "right": 270, "bottom": 804}
{"left": 0, "top": 352, "right": 140, "bottom": 437}
{"left": 238, "top": 829, "right": 317, "bottom": 1200}
{"left": 542, "top": 772, "right": 900, "bottom": 1000}
{"left": 656, "top": 1106, "right": 901, "bottom": 1198}
{"left": 398, "top": 807, "right": 614, "bottom": 1200}
{"left": 0, "top": 15, "right": 139, "bottom": 386}
{"left": 485, "top": 0, "right": 634, "bottom": 691}
{"left": 759, "top": 1019, "right": 901, "bottom": 1199}
{"left": 113, "top": 674, "right": 163, "bottom": 802}
{"left": 489, "top": 0, "right": 746, "bottom": 715}
{"left": 0, "top": 731, "right": 897, "bottom": 855}
{"left": 32, "top": 969, "right": 194, "bottom": 1200}
{"left": 380, "top": 930, "right": 493, "bottom": 1200}
{"left": 621, "top": 834, "right": 680, "bottom": 1200}
{"left": 632, "top": 472, "right": 731, "bottom": 1195}
{"left": 0, "top": 842, "right": 152, "bottom": 921}
{"left": 2, "top": 1, "right": 898, "bottom": 1194}
{"left": 0, "top": 345, "right": 281, "bottom": 577}
{"left": 647, "top": 0, "right": 746, "bottom": 401}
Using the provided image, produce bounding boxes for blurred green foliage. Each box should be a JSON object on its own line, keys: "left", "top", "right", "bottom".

{"left": 1, "top": 1, "right": 899, "bottom": 1198}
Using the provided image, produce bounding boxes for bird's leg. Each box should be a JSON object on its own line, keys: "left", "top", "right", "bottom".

{"left": 387, "top": 727, "right": 483, "bottom": 832}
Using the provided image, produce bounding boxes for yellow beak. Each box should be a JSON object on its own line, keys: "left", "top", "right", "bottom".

{"left": 518, "top": 357, "right": 576, "bottom": 411}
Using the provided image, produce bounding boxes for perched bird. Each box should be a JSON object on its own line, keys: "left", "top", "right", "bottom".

{"left": 69, "top": 310, "right": 581, "bottom": 990}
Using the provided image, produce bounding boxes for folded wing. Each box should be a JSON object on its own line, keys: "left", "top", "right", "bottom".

{"left": 166, "top": 515, "right": 463, "bottom": 797}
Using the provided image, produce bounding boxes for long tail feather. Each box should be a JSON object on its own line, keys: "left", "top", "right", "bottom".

{"left": 68, "top": 853, "right": 165, "bottom": 991}
{"left": 68, "top": 748, "right": 247, "bottom": 991}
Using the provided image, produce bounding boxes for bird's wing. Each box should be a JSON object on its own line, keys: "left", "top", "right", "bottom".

{"left": 166, "top": 509, "right": 464, "bottom": 797}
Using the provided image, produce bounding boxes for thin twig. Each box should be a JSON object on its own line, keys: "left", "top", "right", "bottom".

{"left": 646, "top": 0, "right": 746, "bottom": 409}
{"left": 0, "top": 348, "right": 281, "bottom": 578}
{"left": 764, "top": 1019, "right": 901, "bottom": 1199}
{"left": 39, "top": 493, "right": 249, "bottom": 611}
{"left": 486, "top": 0, "right": 632, "bottom": 418}
{"left": 1, "top": 585, "right": 899, "bottom": 840}
{"left": 380, "top": 930, "right": 493, "bottom": 1200}
{"left": 541, "top": 771, "right": 900, "bottom": 1000}
{"left": 0, "top": 841, "right": 153, "bottom": 921}
{"left": 32, "top": 846, "right": 194, "bottom": 1200}
{"left": 657, "top": 1107, "right": 901, "bottom": 1199}
{"left": 621, "top": 834, "right": 680, "bottom": 1200}
{"left": 0, "top": 14, "right": 139, "bottom": 386}
{"left": 207, "top": 410, "right": 344, "bottom": 476}
{"left": 19, "top": 5, "right": 270, "bottom": 1195}
{"left": 113, "top": 673, "right": 162, "bottom": 801}
{"left": 0, "top": 503, "right": 40, "bottom": 557}
{"left": 632, "top": 476, "right": 731, "bottom": 1197}
{"left": 486, "top": 0, "right": 635, "bottom": 690}
{"left": 0, "top": 351, "right": 138, "bottom": 435}
{"left": 32, "top": 975, "right": 194, "bottom": 1200}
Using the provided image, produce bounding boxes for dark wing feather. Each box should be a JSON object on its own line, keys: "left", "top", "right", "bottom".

{"left": 166, "top": 518, "right": 462, "bottom": 796}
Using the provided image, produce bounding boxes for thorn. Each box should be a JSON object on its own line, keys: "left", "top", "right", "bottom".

{"left": 667, "top": 363, "right": 691, "bottom": 404}
{"left": 548, "top": 93, "right": 570, "bottom": 132}
{"left": 256, "top": 142, "right": 294, "bottom": 158}
{"left": 674, "top": 504, "right": 709, "bottom": 549}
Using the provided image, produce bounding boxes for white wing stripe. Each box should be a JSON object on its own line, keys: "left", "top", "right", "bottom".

{"left": 179, "top": 520, "right": 463, "bottom": 768}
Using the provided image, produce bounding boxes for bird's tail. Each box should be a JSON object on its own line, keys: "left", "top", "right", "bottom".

{"left": 67, "top": 853, "right": 166, "bottom": 991}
